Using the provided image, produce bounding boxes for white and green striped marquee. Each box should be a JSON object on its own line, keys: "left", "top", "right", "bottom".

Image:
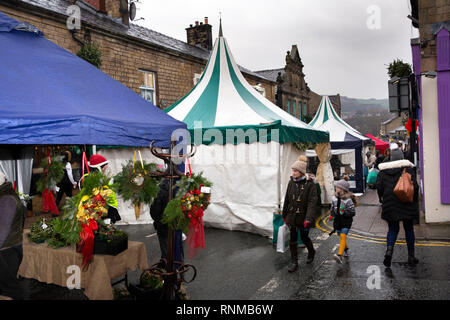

{"left": 165, "top": 30, "right": 329, "bottom": 145}
{"left": 309, "top": 96, "right": 370, "bottom": 142}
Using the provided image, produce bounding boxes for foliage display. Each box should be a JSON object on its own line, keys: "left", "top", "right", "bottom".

{"left": 77, "top": 42, "right": 102, "bottom": 68}
{"left": 112, "top": 160, "right": 160, "bottom": 212}
{"left": 162, "top": 173, "right": 212, "bottom": 234}
{"left": 36, "top": 156, "right": 64, "bottom": 193}
{"left": 387, "top": 59, "right": 412, "bottom": 78}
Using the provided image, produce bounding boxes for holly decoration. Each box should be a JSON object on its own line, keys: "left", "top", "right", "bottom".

{"left": 113, "top": 160, "right": 160, "bottom": 219}
{"left": 162, "top": 172, "right": 212, "bottom": 234}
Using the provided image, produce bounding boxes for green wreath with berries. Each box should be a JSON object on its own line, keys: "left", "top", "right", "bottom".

{"left": 162, "top": 172, "right": 212, "bottom": 233}
{"left": 113, "top": 159, "right": 160, "bottom": 219}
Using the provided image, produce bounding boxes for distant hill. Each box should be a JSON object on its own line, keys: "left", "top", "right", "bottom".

{"left": 340, "top": 96, "right": 389, "bottom": 113}
{"left": 339, "top": 96, "right": 392, "bottom": 136}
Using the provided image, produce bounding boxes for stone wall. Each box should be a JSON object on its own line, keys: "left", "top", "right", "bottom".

{"left": 0, "top": 3, "right": 275, "bottom": 109}
{"left": 418, "top": 0, "right": 450, "bottom": 72}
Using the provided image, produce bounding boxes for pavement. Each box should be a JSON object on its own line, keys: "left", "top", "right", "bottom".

{"left": 13, "top": 189, "right": 450, "bottom": 300}
{"left": 343, "top": 188, "right": 450, "bottom": 241}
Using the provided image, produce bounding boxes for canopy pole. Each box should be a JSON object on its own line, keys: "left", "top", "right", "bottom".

{"left": 92, "top": 145, "right": 97, "bottom": 155}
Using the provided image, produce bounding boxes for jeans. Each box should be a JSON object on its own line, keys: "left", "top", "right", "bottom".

{"left": 387, "top": 220, "right": 415, "bottom": 251}
{"left": 337, "top": 228, "right": 350, "bottom": 235}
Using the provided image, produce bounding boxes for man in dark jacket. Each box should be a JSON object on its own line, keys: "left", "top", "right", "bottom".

{"left": 150, "top": 179, "right": 171, "bottom": 260}
{"left": 282, "top": 156, "right": 318, "bottom": 272}
{"left": 0, "top": 172, "right": 27, "bottom": 299}
{"left": 376, "top": 148, "right": 419, "bottom": 267}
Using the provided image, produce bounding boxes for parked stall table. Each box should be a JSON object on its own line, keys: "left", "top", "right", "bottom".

{"left": 18, "top": 231, "right": 148, "bottom": 300}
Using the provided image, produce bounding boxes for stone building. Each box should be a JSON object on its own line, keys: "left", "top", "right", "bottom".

{"left": 380, "top": 113, "right": 407, "bottom": 139}
{"left": 409, "top": 0, "right": 450, "bottom": 222}
{"left": 0, "top": 0, "right": 275, "bottom": 109}
{"left": 256, "top": 45, "right": 341, "bottom": 122}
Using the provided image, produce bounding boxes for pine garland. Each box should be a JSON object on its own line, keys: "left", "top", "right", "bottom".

{"left": 36, "top": 156, "right": 64, "bottom": 193}
{"left": 112, "top": 160, "right": 160, "bottom": 208}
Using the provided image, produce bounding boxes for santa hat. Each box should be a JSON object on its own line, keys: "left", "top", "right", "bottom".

{"left": 88, "top": 154, "right": 108, "bottom": 169}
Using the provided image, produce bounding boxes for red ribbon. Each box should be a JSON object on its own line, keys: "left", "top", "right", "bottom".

{"left": 42, "top": 189, "right": 59, "bottom": 215}
{"left": 186, "top": 185, "right": 206, "bottom": 259}
{"left": 77, "top": 219, "right": 98, "bottom": 269}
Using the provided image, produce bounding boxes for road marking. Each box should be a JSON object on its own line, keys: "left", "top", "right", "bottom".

{"left": 316, "top": 214, "right": 450, "bottom": 247}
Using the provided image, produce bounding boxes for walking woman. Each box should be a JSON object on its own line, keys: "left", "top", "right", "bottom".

{"left": 376, "top": 147, "right": 419, "bottom": 267}
{"left": 282, "top": 155, "right": 318, "bottom": 272}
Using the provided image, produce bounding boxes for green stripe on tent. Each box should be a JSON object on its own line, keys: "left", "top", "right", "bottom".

{"left": 322, "top": 98, "right": 330, "bottom": 122}
{"left": 164, "top": 45, "right": 215, "bottom": 113}
{"left": 189, "top": 120, "right": 329, "bottom": 145}
{"left": 224, "top": 40, "right": 283, "bottom": 123}
{"left": 182, "top": 41, "right": 221, "bottom": 128}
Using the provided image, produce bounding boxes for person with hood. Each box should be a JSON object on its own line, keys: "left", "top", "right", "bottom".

{"left": 329, "top": 176, "right": 356, "bottom": 264}
{"left": 282, "top": 156, "right": 318, "bottom": 272}
{"left": 0, "top": 171, "right": 27, "bottom": 299}
{"left": 376, "top": 146, "right": 419, "bottom": 267}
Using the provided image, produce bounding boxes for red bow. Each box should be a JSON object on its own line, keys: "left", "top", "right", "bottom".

{"left": 186, "top": 206, "right": 205, "bottom": 259}
{"left": 77, "top": 219, "right": 98, "bottom": 269}
{"left": 42, "top": 189, "right": 59, "bottom": 215}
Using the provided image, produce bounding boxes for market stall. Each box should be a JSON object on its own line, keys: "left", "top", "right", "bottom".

{"left": 0, "top": 11, "right": 188, "bottom": 299}
{"left": 366, "top": 134, "right": 389, "bottom": 154}
{"left": 165, "top": 23, "right": 330, "bottom": 237}
{"left": 308, "top": 96, "right": 372, "bottom": 194}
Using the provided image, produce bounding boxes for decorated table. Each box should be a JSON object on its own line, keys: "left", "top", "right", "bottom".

{"left": 18, "top": 231, "right": 148, "bottom": 300}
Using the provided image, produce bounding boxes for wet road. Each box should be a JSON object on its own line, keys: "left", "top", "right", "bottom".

{"left": 21, "top": 220, "right": 450, "bottom": 300}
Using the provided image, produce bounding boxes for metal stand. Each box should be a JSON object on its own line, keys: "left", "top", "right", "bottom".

{"left": 149, "top": 140, "right": 196, "bottom": 300}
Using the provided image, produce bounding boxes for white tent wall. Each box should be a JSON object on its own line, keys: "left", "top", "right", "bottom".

{"left": 98, "top": 148, "right": 165, "bottom": 225}
{"left": 189, "top": 141, "right": 303, "bottom": 238}
{"left": 0, "top": 146, "right": 34, "bottom": 195}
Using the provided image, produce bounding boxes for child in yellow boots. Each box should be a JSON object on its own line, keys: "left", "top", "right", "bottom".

{"left": 330, "top": 176, "right": 357, "bottom": 264}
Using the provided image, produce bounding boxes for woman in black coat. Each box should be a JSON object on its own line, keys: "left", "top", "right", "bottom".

{"left": 376, "top": 148, "right": 419, "bottom": 267}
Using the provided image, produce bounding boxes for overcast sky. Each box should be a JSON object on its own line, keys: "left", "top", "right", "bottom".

{"left": 135, "top": 0, "right": 419, "bottom": 100}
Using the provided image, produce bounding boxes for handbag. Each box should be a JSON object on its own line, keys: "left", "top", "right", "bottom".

{"left": 276, "top": 224, "right": 290, "bottom": 253}
{"left": 394, "top": 168, "right": 414, "bottom": 203}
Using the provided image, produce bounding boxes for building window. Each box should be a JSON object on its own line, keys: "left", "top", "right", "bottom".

{"left": 139, "top": 70, "right": 156, "bottom": 105}
{"left": 292, "top": 101, "right": 296, "bottom": 117}
{"left": 303, "top": 102, "right": 307, "bottom": 119}
{"left": 287, "top": 99, "right": 290, "bottom": 114}
{"left": 193, "top": 73, "right": 201, "bottom": 85}
{"left": 253, "top": 83, "right": 266, "bottom": 97}
{"left": 299, "top": 101, "right": 302, "bottom": 119}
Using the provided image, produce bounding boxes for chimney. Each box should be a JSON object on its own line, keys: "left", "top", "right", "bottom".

{"left": 81, "top": 0, "right": 106, "bottom": 12}
{"left": 104, "top": 0, "right": 129, "bottom": 26}
{"left": 119, "top": 0, "right": 129, "bottom": 26}
{"left": 186, "top": 17, "right": 213, "bottom": 51}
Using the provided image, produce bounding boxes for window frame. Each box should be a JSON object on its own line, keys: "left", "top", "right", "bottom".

{"left": 139, "top": 69, "right": 156, "bottom": 105}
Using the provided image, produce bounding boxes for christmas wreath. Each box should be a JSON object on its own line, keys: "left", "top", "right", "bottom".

{"left": 37, "top": 155, "right": 64, "bottom": 215}
{"left": 162, "top": 172, "right": 212, "bottom": 258}
{"left": 113, "top": 159, "right": 160, "bottom": 219}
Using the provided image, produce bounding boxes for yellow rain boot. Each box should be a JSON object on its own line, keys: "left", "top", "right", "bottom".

{"left": 338, "top": 233, "right": 347, "bottom": 256}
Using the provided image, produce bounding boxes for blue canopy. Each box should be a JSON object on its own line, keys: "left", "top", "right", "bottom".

{"left": 0, "top": 11, "right": 186, "bottom": 147}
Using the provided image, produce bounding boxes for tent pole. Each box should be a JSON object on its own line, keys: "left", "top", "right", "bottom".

{"left": 92, "top": 145, "right": 97, "bottom": 155}
{"left": 277, "top": 142, "right": 281, "bottom": 210}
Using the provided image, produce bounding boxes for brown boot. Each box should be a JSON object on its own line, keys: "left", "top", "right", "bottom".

{"left": 288, "top": 242, "right": 298, "bottom": 272}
